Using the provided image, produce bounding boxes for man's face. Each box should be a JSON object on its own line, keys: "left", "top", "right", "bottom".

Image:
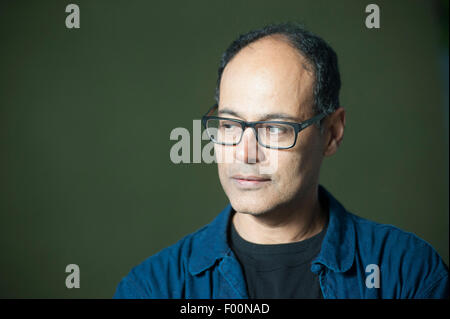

{"left": 215, "top": 36, "right": 326, "bottom": 216}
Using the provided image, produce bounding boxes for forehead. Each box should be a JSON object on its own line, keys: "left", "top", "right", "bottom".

{"left": 219, "top": 36, "right": 315, "bottom": 120}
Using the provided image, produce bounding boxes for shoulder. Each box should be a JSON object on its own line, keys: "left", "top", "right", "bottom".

{"left": 349, "top": 211, "right": 433, "bottom": 249}
{"left": 348, "top": 212, "right": 449, "bottom": 298}
{"left": 349, "top": 211, "right": 442, "bottom": 258}
{"left": 113, "top": 224, "right": 209, "bottom": 299}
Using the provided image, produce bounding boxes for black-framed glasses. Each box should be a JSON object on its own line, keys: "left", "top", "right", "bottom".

{"left": 201, "top": 104, "right": 328, "bottom": 150}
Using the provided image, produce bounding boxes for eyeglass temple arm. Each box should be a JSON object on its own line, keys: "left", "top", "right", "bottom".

{"left": 203, "top": 103, "right": 218, "bottom": 117}
{"left": 299, "top": 112, "right": 327, "bottom": 129}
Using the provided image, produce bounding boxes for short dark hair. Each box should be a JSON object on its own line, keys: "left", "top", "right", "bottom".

{"left": 214, "top": 22, "right": 341, "bottom": 125}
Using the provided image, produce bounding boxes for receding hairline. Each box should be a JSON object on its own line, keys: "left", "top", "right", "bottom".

{"left": 240, "top": 33, "right": 315, "bottom": 74}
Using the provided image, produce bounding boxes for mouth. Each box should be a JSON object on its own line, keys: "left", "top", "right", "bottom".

{"left": 231, "top": 175, "right": 271, "bottom": 188}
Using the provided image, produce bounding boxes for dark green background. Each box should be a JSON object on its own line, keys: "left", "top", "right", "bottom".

{"left": 0, "top": 0, "right": 448, "bottom": 298}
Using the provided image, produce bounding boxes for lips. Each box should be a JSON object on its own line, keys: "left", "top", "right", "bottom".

{"left": 231, "top": 175, "right": 271, "bottom": 181}
{"left": 231, "top": 175, "right": 271, "bottom": 188}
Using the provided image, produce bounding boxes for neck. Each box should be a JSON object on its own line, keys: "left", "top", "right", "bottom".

{"left": 232, "top": 184, "right": 328, "bottom": 245}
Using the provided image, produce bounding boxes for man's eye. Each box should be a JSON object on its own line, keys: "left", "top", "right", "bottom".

{"left": 220, "top": 122, "right": 239, "bottom": 129}
{"left": 267, "top": 126, "right": 286, "bottom": 134}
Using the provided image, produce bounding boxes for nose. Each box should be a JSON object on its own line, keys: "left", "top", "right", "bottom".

{"left": 235, "top": 127, "right": 262, "bottom": 164}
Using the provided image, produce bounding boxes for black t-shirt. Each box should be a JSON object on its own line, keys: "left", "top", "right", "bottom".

{"left": 229, "top": 216, "right": 328, "bottom": 299}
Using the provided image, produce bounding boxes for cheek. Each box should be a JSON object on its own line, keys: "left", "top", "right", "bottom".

{"left": 267, "top": 131, "right": 322, "bottom": 196}
{"left": 270, "top": 151, "right": 304, "bottom": 191}
{"left": 216, "top": 158, "right": 227, "bottom": 182}
{"left": 214, "top": 143, "right": 234, "bottom": 166}
{"left": 215, "top": 145, "right": 230, "bottom": 186}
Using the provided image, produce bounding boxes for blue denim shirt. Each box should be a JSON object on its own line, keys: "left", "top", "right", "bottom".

{"left": 114, "top": 185, "right": 449, "bottom": 299}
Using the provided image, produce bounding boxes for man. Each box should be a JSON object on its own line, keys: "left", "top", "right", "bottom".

{"left": 114, "top": 23, "right": 449, "bottom": 299}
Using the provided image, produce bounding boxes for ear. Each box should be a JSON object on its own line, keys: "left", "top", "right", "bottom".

{"left": 323, "top": 107, "right": 346, "bottom": 157}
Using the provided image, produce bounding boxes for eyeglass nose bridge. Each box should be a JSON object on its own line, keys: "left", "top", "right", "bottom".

{"left": 237, "top": 121, "right": 262, "bottom": 146}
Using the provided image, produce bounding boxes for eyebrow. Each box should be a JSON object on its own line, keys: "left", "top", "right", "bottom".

{"left": 218, "top": 108, "right": 301, "bottom": 122}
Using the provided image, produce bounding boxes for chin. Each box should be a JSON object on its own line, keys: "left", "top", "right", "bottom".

{"left": 228, "top": 193, "right": 275, "bottom": 216}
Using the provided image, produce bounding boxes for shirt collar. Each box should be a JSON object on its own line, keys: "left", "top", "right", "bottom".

{"left": 311, "top": 185, "right": 356, "bottom": 273}
{"left": 189, "top": 203, "right": 233, "bottom": 275}
{"left": 188, "top": 184, "right": 356, "bottom": 275}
